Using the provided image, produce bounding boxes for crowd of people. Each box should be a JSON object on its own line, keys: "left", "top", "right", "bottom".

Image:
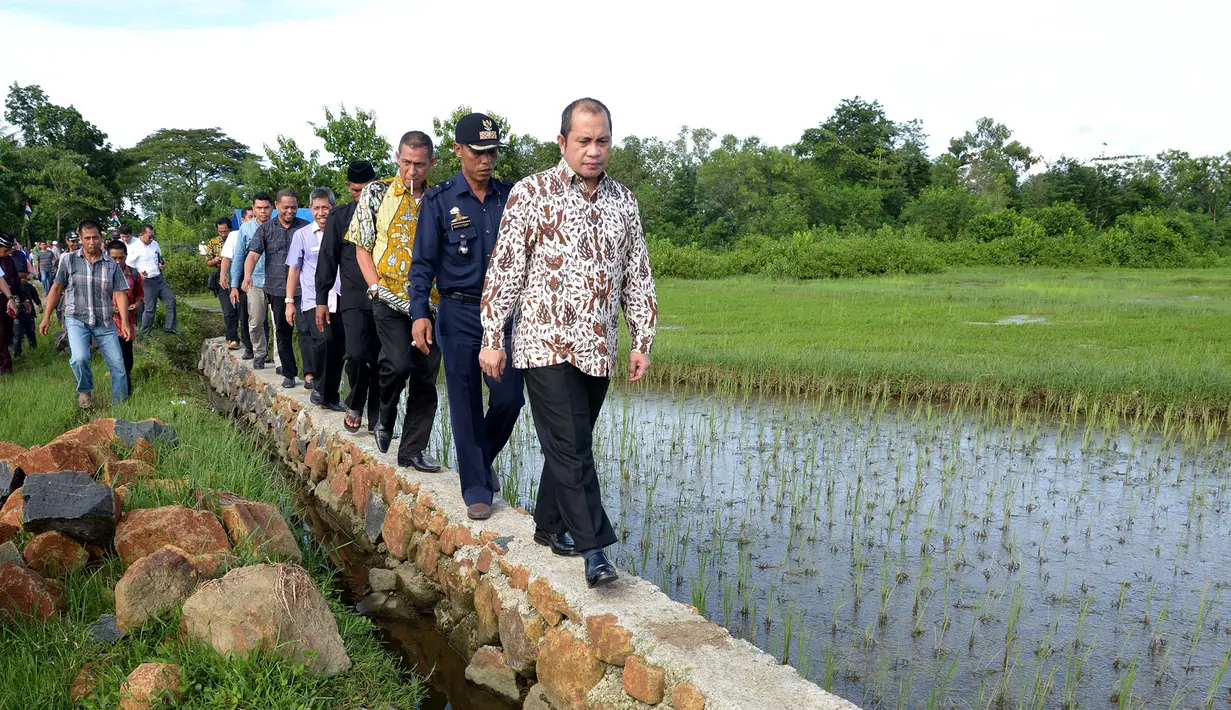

{"left": 2, "top": 98, "right": 658, "bottom": 587}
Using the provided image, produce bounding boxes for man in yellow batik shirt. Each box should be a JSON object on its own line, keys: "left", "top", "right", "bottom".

{"left": 346, "top": 130, "right": 442, "bottom": 471}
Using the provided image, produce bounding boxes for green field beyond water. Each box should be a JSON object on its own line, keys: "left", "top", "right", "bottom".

{"left": 648, "top": 268, "right": 1231, "bottom": 419}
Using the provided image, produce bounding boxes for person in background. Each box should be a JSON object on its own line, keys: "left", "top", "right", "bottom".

{"left": 118, "top": 223, "right": 134, "bottom": 246}
{"left": 11, "top": 275, "right": 40, "bottom": 360}
{"left": 410, "top": 113, "right": 524, "bottom": 522}
{"left": 36, "top": 239, "right": 55, "bottom": 293}
{"left": 206, "top": 217, "right": 240, "bottom": 349}
{"left": 38, "top": 220, "right": 132, "bottom": 408}
{"left": 106, "top": 239, "right": 143, "bottom": 398}
{"left": 317, "top": 160, "right": 381, "bottom": 433}
{"left": 346, "top": 131, "right": 443, "bottom": 471}
{"left": 220, "top": 208, "right": 254, "bottom": 357}
{"left": 244, "top": 188, "right": 307, "bottom": 389}
{"left": 480, "top": 98, "right": 659, "bottom": 588}
{"left": 0, "top": 233, "right": 23, "bottom": 375}
{"left": 129, "top": 224, "right": 179, "bottom": 336}
{"left": 9, "top": 240, "right": 30, "bottom": 287}
{"left": 233, "top": 194, "right": 274, "bottom": 368}
{"left": 287, "top": 188, "right": 346, "bottom": 410}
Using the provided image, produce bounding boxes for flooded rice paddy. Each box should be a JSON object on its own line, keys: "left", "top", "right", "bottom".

{"left": 413, "top": 387, "right": 1231, "bottom": 709}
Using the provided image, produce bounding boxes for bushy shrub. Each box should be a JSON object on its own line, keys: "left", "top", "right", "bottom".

{"left": 164, "top": 248, "right": 215, "bottom": 295}
{"left": 1025, "top": 201, "right": 1094, "bottom": 239}
{"left": 966, "top": 209, "right": 1020, "bottom": 243}
{"left": 900, "top": 187, "right": 984, "bottom": 241}
{"left": 1096, "top": 212, "right": 1196, "bottom": 268}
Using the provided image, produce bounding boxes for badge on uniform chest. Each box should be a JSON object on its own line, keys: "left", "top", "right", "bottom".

{"left": 449, "top": 207, "right": 473, "bottom": 255}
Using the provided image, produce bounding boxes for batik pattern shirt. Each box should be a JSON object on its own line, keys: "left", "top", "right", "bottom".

{"left": 347, "top": 177, "right": 430, "bottom": 312}
{"left": 205, "top": 235, "right": 224, "bottom": 260}
{"left": 480, "top": 159, "right": 658, "bottom": 378}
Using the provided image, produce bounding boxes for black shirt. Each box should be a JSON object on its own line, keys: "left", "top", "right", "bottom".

{"left": 316, "top": 201, "right": 370, "bottom": 312}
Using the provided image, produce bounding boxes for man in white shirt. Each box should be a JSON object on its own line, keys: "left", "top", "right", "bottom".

{"left": 220, "top": 208, "right": 253, "bottom": 357}
{"left": 286, "top": 188, "right": 345, "bottom": 409}
{"left": 128, "top": 224, "right": 179, "bottom": 336}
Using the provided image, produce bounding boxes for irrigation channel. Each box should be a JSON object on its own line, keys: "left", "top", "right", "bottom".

{"left": 426, "top": 384, "right": 1229, "bottom": 710}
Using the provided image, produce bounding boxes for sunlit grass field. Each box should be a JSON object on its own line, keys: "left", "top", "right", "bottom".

{"left": 645, "top": 267, "right": 1231, "bottom": 420}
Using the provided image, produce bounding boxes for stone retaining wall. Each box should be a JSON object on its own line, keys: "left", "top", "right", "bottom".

{"left": 199, "top": 338, "right": 858, "bottom": 710}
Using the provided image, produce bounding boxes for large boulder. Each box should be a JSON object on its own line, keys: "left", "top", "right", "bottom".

{"left": 14, "top": 440, "right": 97, "bottom": 476}
{"left": 114, "top": 419, "right": 178, "bottom": 447}
{"left": 21, "top": 473, "right": 119, "bottom": 546}
{"left": 115, "top": 545, "right": 200, "bottom": 631}
{"left": 0, "top": 561, "right": 57, "bottom": 622}
{"left": 22, "top": 531, "right": 87, "bottom": 578}
{"left": 180, "top": 563, "right": 351, "bottom": 675}
{"left": 218, "top": 500, "right": 301, "bottom": 562}
{"left": 118, "top": 662, "right": 181, "bottom": 710}
{"left": 114, "top": 506, "right": 231, "bottom": 568}
{"left": 49, "top": 419, "right": 121, "bottom": 470}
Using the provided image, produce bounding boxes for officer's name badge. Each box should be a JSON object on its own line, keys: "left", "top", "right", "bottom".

{"left": 450, "top": 207, "right": 472, "bottom": 230}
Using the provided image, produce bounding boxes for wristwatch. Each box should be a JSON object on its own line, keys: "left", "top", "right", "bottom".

{"left": 367, "top": 283, "right": 379, "bottom": 300}
{"left": 285, "top": 297, "right": 295, "bottom": 304}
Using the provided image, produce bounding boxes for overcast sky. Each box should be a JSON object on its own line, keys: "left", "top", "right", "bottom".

{"left": 2, "top": 0, "right": 1227, "bottom": 168}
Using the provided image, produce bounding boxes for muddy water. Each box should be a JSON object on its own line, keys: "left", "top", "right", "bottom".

{"left": 477, "top": 388, "right": 1231, "bottom": 709}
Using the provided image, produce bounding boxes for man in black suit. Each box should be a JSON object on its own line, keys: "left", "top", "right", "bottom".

{"left": 315, "top": 160, "right": 381, "bottom": 433}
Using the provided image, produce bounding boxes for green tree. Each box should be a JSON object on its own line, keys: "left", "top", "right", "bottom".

{"left": 946, "top": 117, "right": 1038, "bottom": 209}
{"left": 124, "top": 127, "right": 252, "bottom": 222}
{"left": 427, "top": 105, "right": 555, "bottom": 185}
{"left": 5, "top": 83, "right": 107, "bottom": 155}
{"left": 24, "top": 148, "right": 111, "bottom": 238}
{"left": 310, "top": 104, "right": 396, "bottom": 178}
{"left": 262, "top": 136, "right": 331, "bottom": 203}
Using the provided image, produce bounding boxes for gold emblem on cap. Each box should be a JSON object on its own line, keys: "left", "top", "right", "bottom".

{"left": 478, "top": 118, "right": 499, "bottom": 141}
{"left": 482, "top": 119, "right": 493, "bottom": 131}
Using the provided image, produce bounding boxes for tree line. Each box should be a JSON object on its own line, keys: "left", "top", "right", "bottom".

{"left": 3, "top": 82, "right": 1228, "bottom": 280}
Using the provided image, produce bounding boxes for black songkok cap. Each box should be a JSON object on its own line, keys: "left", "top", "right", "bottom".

{"left": 347, "top": 160, "right": 376, "bottom": 183}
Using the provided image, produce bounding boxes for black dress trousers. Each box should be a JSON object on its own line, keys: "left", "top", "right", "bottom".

{"left": 341, "top": 308, "right": 381, "bottom": 428}
{"left": 270, "top": 292, "right": 298, "bottom": 379}
{"left": 524, "top": 362, "right": 615, "bottom": 552}
{"left": 372, "top": 300, "right": 441, "bottom": 462}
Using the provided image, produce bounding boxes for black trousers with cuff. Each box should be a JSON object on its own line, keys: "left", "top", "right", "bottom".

{"left": 372, "top": 301, "right": 440, "bottom": 462}
{"left": 341, "top": 308, "right": 381, "bottom": 429}
{"left": 525, "top": 362, "right": 615, "bottom": 552}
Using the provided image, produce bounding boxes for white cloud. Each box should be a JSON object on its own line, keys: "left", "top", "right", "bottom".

{"left": 2, "top": 0, "right": 1229, "bottom": 167}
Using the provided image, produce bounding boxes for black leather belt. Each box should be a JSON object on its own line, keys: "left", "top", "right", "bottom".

{"left": 441, "top": 292, "right": 482, "bottom": 305}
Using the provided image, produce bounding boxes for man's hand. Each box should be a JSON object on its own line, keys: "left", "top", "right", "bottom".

{"left": 285, "top": 303, "right": 296, "bottom": 326}
{"left": 315, "top": 305, "right": 330, "bottom": 333}
{"left": 119, "top": 320, "right": 131, "bottom": 341}
{"left": 241, "top": 277, "right": 253, "bottom": 293}
{"left": 5, "top": 302, "right": 15, "bottom": 319}
{"left": 411, "top": 318, "right": 434, "bottom": 355}
{"left": 23, "top": 300, "right": 32, "bottom": 314}
{"left": 37, "top": 315, "right": 49, "bottom": 336}
{"left": 220, "top": 275, "right": 230, "bottom": 290}
{"left": 479, "top": 348, "right": 506, "bottom": 382}
{"left": 230, "top": 288, "right": 240, "bottom": 306}
{"left": 628, "top": 352, "right": 651, "bottom": 383}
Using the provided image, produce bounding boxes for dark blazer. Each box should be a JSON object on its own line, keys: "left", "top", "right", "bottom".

{"left": 316, "top": 201, "right": 369, "bottom": 312}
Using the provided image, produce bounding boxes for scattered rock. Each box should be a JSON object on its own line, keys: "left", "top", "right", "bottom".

{"left": 180, "top": 563, "right": 351, "bottom": 675}
{"left": 523, "top": 683, "right": 556, "bottom": 710}
{"left": 465, "top": 645, "right": 522, "bottom": 702}
{"left": 369, "top": 567, "right": 396, "bottom": 593}
{"left": 51, "top": 419, "right": 121, "bottom": 469}
{"left": 21, "top": 472, "right": 119, "bottom": 546}
{"left": 364, "top": 491, "right": 386, "bottom": 544}
{"left": 0, "top": 561, "right": 56, "bottom": 622}
{"left": 671, "top": 681, "right": 707, "bottom": 710}
{"left": 623, "top": 655, "right": 665, "bottom": 704}
{"left": 86, "top": 613, "right": 124, "bottom": 645}
{"left": 15, "top": 440, "right": 96, "bottom": 476}
{"left": 114, "top": 419, "right": 178, "bottom": 447}
{"left": 70, "top": 666, "right": 97, "bottom": 703}
{"left": 588, "top": 613, "right": 635, "bottom": 665}
{"left": 0, "top": 459, "right": 23, "bottom": 500}
{"left": 356, "top": 591, "right": 415, "bottom": 620}
{"left": 0, "top": 442, "right": 26, "bottom": 470}
{"left": 394, "top": 561, "right": 441, "bottom": 612}
{"left": 22, "top": 531, "right": 86, "bottom": 578}
{"left": 0, "top": 541, "right": 21, "bottom": 566}
{"left": 537, "top": 626, "right": 603, "bottom": 710}
{"left": 115, "top": 545, "right": 200, "bottom": 631}
{"left": 114, "top": 505, "right": 231, "bottom": 568}
{"left": 499, "top": 604, "right": 547, "bottom": 675}
{"left": 130, "top": 438, "right": 158, "bottom": 466}
{"left": 381, "top": 500, "right": 413, "bottom": 559}
{"left": 102, "top": 460, "right": 156, "bottom": 487}
{"left": 119, "top": 662, "right": 181, "bottom": 709}
{"left": 218, "top": 500, "right": 301, "bottom": 562}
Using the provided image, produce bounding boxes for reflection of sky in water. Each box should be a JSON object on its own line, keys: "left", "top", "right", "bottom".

{"left": 417, "top": 385, "right": 1231, "bottom": 708}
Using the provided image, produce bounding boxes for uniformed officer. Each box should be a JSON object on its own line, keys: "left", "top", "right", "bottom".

{"left": 409, "top": 113, "right": 525, "bottom": 522}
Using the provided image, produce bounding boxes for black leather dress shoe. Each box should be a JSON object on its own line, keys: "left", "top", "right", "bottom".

{"left": 253, "top": 358, "right": 265, "bottom": 370}
{"left": 281, "top": 376, "right": 296, "bottom": 388}
{"left": 373, "top": 426, "right": 392, "bottom": 454}
{"left": 584, "top": 551, "right": 618, "bottom": 588}
{"left": 399, "top": 452, "right": 441, "bottom": 472}
{"left": 309, "top": 389, "right": 323, "bottom": 405}
{"left": 322, "top": 401, "right": 347, "bottom": 412}
{"left": 241, "top": 349, "right": 254, "bottom": 360}
{"left": 534, "top": 529, "right": 578, "bottom": 556}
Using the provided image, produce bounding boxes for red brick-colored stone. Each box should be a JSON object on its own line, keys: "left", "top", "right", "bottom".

{"left": 623, "top": 655, "right": 665, "bottom": 704}
{"left": 119, "top": 662, "right": 181, "bottom": 709}
{"left": 476, "top": 546, "right": 496, "bottom": 574}
{"left": 499, "top": 604, "right": 546, "bottom": 675}
{"left": 114, "top": 545, "right": 200, "bottom": 631}
{"left": 349, "top": 464, "right": 373, "bottom": 516}
{"left": 464, "top": 645, "right": 520, "bottom": 701}
{"left": 528, "top": 577, "right": 578, "bottom": 626}
{"left": 16, "top": 440, "right": 97, "bottom": 475}
{"left": 377, "top": 464, "right": 416, "bottom": 502}
{"left": 304, "top": 440, "right": 327, "bottom": 483}
{"left": 23, "top": 531, "right": 86, "bottom": 578}
{"left": 410, "top": 501, "right": 433, "bottom": 532}
{"left": 443, "top": 559, "right": 479, "bottom": 612}
{"left": 671, "top": 681, "right": 706, "bottom": 710}
{"left": 70, "top": 666, "right": 97, "bottom": 703}
{"left": 382, "top": 502, "right": 414, "bottom": 560}
{"left": 130, "top": 438, "right": 158, "bottom": 466}
{"left": 327, "top": 457, "right": 350, "bottom": 503}
{"left": 0, "top": 442, "right": 27, "bottom": 468}
{"left": 103, "top": 459, "right": 156, "bottom": 487}
{"left": 416, "top": 533, "right": 440, "bottom": 578}
{"left": 537, "top": 626, "right": 603, "bottom": 710}
{"left": 587, "top": 613, "right": 635, "bottom": 665}
{"left": 0, "top": 561, "right": 56, "bottom": 622}
{"left": 474, "top": 577, "right": 499, "bottom": 642}
{"left": 219, "top": 500, "right": 301, "bottom": 562}
{"left": 114, "top": 506, "right": 232, "bottom": 568}
{"left": 499, "top": 559, "right": 530, "bottom": 591}
{"left": 427, "top": 511, "right": 447, "bottom": 535}
{"left": 0, "top": 488, "right": 22, "bottom": 539}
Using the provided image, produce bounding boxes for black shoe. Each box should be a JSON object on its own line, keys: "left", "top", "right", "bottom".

{"left": 322, "top": 401, "right": 347, "bottom": 412}
{"left": 241, "top": 349, "right": 254, "bottom": 360}
{"left": 253, "top": 358, "right": 265, "bottom": 370}
{"left": 399, "top": 452, "right": 441, "bottom": 473}
{"left": 374, "top": 426, "right": 392, "bottom": 454}
{"left": 303, "top": 379, "right": 314, "bottom": 391}
{"left": 281, "top": 376, "right": 296, "bottom": 388}
{"left": 584, "top": 551, "right": 618, "bottom": 588}
{"left": 309, "top": 389, "right": 323, "bottom": 405}
{"left": 275, "top": 365, "right": 282, "bottom": 375}
{"left": 164, "top": 328, "right": 182, "bottom": 335}
{"left": 534, "top": 529, "right": 578, "bottom": 556}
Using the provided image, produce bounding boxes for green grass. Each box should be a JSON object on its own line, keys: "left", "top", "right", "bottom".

{"left": 646, "top": 267, "right": 1231, "bottom": 420}
{"left": 0, "top": 307, "right": 424, "bottom": 709}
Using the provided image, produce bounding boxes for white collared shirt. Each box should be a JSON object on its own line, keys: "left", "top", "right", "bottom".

{"left": 127, "top": 238, "right": 162, "bottom": 278}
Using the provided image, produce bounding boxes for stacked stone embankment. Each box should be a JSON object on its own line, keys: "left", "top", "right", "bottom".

{"left": 0, "top": 416, "right": 349, "bottom": 709}
{"left": 200, "top": 337, "right": 859, "bottom": 710}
